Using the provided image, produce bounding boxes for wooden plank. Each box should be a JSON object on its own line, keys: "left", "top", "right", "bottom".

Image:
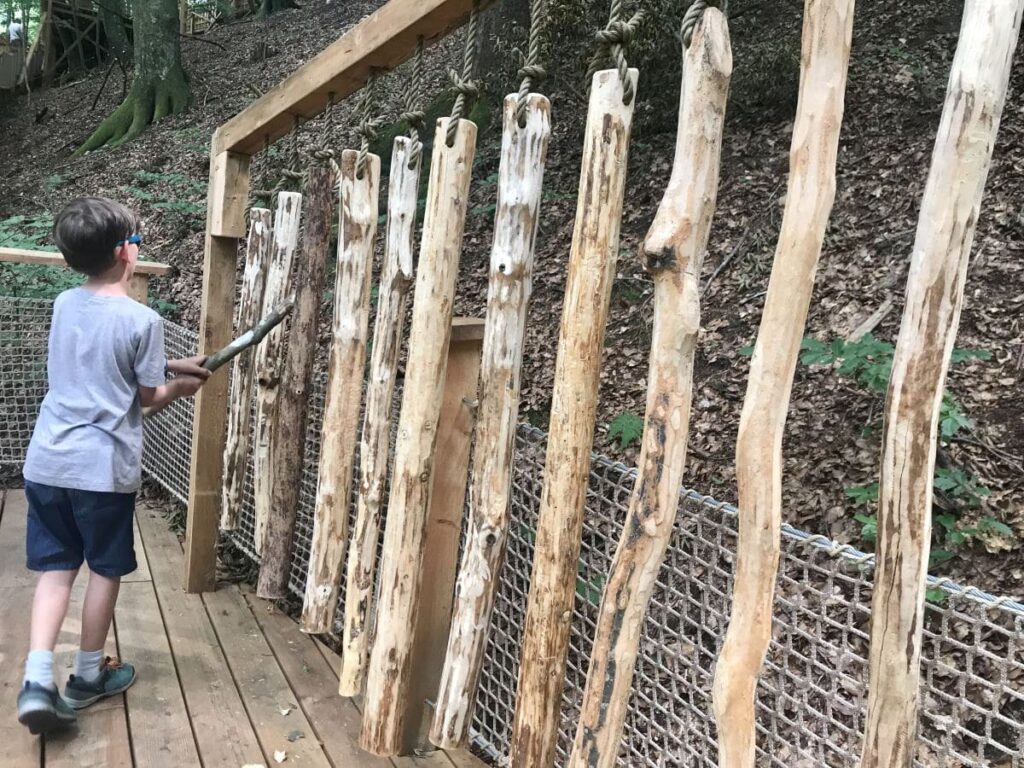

{"left": 122, "top": 516, "right": 152, "bottom": 583}
{"left": 127, "top": 274, "right": 149, "bottom": 304}
{"left": 208, "top": 152, "right": 252, "bottom": 238}
{"left": 403, "top": 329, "right": 482, "bottom": 753}
{"left": 115, "top": 580, "right": 201, "bottom": 767}
{"left": 0, "top": 247, "right": 171, "bottom": 275}
{"left": 243, "top": 589, "right": 393, "bottom": 768}
{"left": 202, "top": 585, "right": 333, "bottom": 768}
{"left": 213, "top": 0, "right": 496, "bottom": 154}
{"left": 0, "top": 491, "right": 43, "bottom": 768}
{"left": 137, "top": 508, "right": 265, "bottom": 764}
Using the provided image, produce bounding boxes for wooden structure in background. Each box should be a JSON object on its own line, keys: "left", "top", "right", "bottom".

{"left": 0, "top": 247, "right": 169, "bottom": 303}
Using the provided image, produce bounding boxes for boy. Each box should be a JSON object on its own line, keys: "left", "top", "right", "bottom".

{"left": 17, "top": 197, "right": 209, "bottom": 734}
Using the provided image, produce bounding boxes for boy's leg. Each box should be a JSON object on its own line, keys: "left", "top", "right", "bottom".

{"left": 26, "top": 569, "right": 79, "bottom": 687}
{"left": 77, "top": 571, "right": 121, "bottom": 681}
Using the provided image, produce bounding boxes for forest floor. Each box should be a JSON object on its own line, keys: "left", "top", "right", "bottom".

{"left": 0, "top": 0, "right": 1021, "bottom": 598}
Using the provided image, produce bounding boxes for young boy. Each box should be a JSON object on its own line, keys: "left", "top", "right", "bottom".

{"left": 17, "top": 197, "right": 209, "bottom": 734}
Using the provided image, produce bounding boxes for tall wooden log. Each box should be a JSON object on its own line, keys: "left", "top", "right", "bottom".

{"left": 711, "top": 1, "right": 854, "bottom": 765}
{"left": 568, "top": 13, "right": 731, "bottom": 768}
{"left": 221, "top": 207, "right": 273, "bottom": 531}
{"left": 256, "top": 165, "right": 334, "bottom": 599}
{"left": 430, "top": 92, "right": 551, "bottom": 750}
{"left": 508, "top": 67, "right": 637, "bottom": 768}
{"left": 360, "top": 117, "right": 477, "bottom": 756}
{"left": 860, "top": 2, "right": 1022, "bottom": 766}
{"left": 339, "top": 136, "right": 421, "bottom": 696}
{"left": 253, "top": 192, "right": 303, "bottom": 554}
{"left": 300, "top": 150, "right": 381, "bottom": 633}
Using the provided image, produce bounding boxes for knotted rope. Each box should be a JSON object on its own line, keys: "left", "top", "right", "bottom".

{"left": 400, "top": 38, "right": 427, "bottom": 168}
{"left": 586, "top": 0, "right": 644, "bottom": 104}
{"left": 356, "top": 73, "right": 385, "bottom": 178}
{"left": 681, "top": 0, "right": 727, "bottom": 48}
{"left": 446, "top": 3, "right": 482, "bottom": 147}
{"left": 515, "top": 0, "right": 550, "bottom": 126}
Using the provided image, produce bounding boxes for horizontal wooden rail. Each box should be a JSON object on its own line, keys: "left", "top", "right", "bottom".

{"left": 212, "top": 0, "right": 496, "bottom": 154}
{"left": 0, "top": 247, "right": 172, "bottom": 275}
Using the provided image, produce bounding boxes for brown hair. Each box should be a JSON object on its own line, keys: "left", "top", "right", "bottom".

{"left": 52, "top": 197, "right": 140, "bottom": 276}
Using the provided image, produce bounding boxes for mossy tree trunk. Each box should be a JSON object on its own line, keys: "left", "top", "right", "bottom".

{"left": 100, "top": 0, "right": 132, "bottom": 65}
{"left": 77, "top": 0, "right": 190, "bottom": 153}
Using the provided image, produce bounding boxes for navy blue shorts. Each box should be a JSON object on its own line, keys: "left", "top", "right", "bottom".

{"left": 25, "top": 480, "right": 138, "bottom": 578}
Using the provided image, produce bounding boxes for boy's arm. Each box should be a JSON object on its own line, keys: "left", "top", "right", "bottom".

{"left": 139, "top": 376, "right": 205, "bottom": 409}
{"left": 167, "top": 356, "right": 211, "bottom": 378}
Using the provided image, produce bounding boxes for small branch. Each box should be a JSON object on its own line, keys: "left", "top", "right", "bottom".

{"left": 180, "top": 31, "right": 228, "bottom": 51}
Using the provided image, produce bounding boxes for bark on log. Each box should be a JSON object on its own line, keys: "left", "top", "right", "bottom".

{"left": 430, "top": 92, "right": 551, "bottom": 750}
{"left": 221, "top": 207, "right": 272, "bottom": 531}
{"left": 339, "top": 136, "right": 420, "bottom": 696}
{"left": 359, "top": 117, "right": 477, "bottom": 756}
{"left": 508, "top": 68, "right": 637, "bottom": 768}
{"left": 253, "top": 192, "right": 303, "bottom": 554}
{"left": 711, "top": 1, "right": 854, "bottom": 765}
{"left": 301, "top": 150, "right": 381, "bottom": 633}
{"left": 860, "top": 2, "right": 1022, "bottom": 766}
{"left": 256, "top": 165, "right": 334, "bottom": 599}
{"left": 568, "top": 14, "right": 731, "bottom": 768}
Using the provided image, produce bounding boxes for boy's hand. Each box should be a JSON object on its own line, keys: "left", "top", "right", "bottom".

{"left": 173, "top": 375, "right": 206, "bottom": 398}
{"left": 168, "top": 356, "right": 211, "bottom": 379}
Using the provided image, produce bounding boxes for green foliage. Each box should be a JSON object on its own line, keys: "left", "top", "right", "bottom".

{"left": 0, "top": 214, "right": 77, "bottom": 299}
{"left": 0, "top": 214, "right": 54, "bottom": 249}
{"left": 125, "top": 170, "right": 205, "bottom": 221}
{"left": 149, "top": 298, "right": 179, "bottom": 317}
{"left": 845, "top": 483, "right": 879, "bottom": 506}
{"left": 43, "top": 174, "right": 64, "bottom": 193}
{"left": 933, "top": 467, "right": 990, "bottom": 507}
{"left": 608, "top": 411, "right": 644, "bottom": 449}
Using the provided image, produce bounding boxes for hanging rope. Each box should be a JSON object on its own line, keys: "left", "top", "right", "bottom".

{"left": 312, "top": 92, "right": 339, "bottom": 168}
{"left": 681, "top": 0, "right": 726, "bottom": 48}
{"left": 586, "top": 0, "right": 644, "bottom": 104}
{"left": 446, "top": 3, "right": 482, "bottom": 147}
{"left": 515, "top": 0, "right": 550, "bottom": 126}
{"left": 281, "top": 116, "right": 305, "bottom": 186}
{"left": 356, "top": 72, "right": 386, "bottom": 178}
{"left": 400, "top": 38, "right": 427, "bottom": 169}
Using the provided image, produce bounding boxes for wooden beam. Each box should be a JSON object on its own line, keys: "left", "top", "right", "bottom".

{"left": 0, "top": 247, "right": 172, "bottom": 275}
{"left": 212, "top": 0, "right": 496, "bottom": 155}
{"left": 127, "top": 274, "right": 150, "bottom": 304}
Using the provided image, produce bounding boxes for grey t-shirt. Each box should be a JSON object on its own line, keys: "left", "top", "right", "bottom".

{"left": 24, "top": 287, "right": 166, "bottom": 493}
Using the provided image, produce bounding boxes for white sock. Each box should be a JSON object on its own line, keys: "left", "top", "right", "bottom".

{"left": 24, "top": 649, "right": 55, "bottom": 690}
{"left": 74, "top": 649, "right": 105, "bottom": 683}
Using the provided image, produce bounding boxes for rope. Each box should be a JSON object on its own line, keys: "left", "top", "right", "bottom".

{"left": 356, "top": 73, "right": 385, "bottom": 178}
{"left": 681, "top": 0, "right": 726, "bottom": 48}
{"left": 446, "top": 3, "right": 482, "bottom": 147}
{"left": 400, "top": 38, "right": 427, "bottom": 168}
{"left": 515, "top": 0, "right": 549, "bottom": 127}
{"left": 586, "top": 0, "right": 643, "bottom": 104}
{"left": 311, "top": 91, "right": 337, "bottom": 164}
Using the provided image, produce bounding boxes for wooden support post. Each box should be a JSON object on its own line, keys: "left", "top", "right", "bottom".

{"left": 860, "top": 2, "right": 1022, "bottom": 765}
{"left": 184, "top": 149, "right": 251, "bottom": 593}
{"left": 257, "top": 162, "right": 334, "bottom": 599}
{"left": 301, "top": 150, "right": 381, "bottom": 633}
{"left": 711, "top": 1, "right": 854, "bottom": 763}
{"left": 253, "top": 192, "right": 303, "bottom": 555}
{"left": 509, "top": 68, "right": 637, "bottom": 768}
{"left": 402, "top": 319, "right": 484, "bottom": 754}
{"left": 221, "top": 208, "right": 272, "bottom": 531}
{"left": 569, "top": 13, "right": 731, "bottom": 768}
{"left": 127, "top": 274, "right": 150, "bottom": 304}
{"left": 360, "top": 117, "right": 477, "bottom": 757}
{"left": 340, "top": 136, "right": 421, "bottom": 696}
{"left": 430, "top": 92, "right": 551, "bottom": 750}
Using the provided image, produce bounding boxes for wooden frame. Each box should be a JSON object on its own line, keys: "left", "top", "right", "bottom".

{"left": 184, "top": 0, "right": 491, "bottom": 592}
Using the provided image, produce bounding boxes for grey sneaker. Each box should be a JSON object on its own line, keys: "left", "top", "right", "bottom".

{"left": 17, "top": 681, "right": 77, "bottom": 734}
{"left": 63, "top": 657, "right": 137, "bottom": 710}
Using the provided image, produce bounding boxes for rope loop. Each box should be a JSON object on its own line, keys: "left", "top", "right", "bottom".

{"left": 586, "top": 2, "right": 644, "bottom": 105}
{"left": 681, "top": 0, "right": 726, "bottom": 48}
{"left": 446, "top": 3, "right": 482, "bottom": 147}
{"left": 515, "top": 0, "right": 550, "bottom": 126}
{"left": 401, "top": 37, "right": 427, "bottom": 169}
{"left": 356, "top": 72, "right": 384, "bottom": 179}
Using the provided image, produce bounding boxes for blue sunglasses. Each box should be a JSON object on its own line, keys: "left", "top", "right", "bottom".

{"left": 116, "top": 234, "right": 143, "bottom": 247}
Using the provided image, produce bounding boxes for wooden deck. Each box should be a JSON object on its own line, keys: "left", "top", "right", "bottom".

{"left": 0, "top": 489, "right": 486, "bottom": 768}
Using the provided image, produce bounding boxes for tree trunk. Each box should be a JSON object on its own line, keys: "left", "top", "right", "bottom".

{"left": 860, "top": 1, "right": 1022, "bottom": 766}
{"left": 300, "top": 149, "right": 380, "bottom": 633}
{"left": 99, "top": 0, "right": 131, "bottom": 65}
{"left": 568, "top": 13, "right": 731, "bottom": 768}
{"left": 259, "top": 0, "right": 298, "bottom": 19}
{"left": 253, "top": 192, "right": 302, "bottom": 554}
{"left": 220, "top": 207, "right": 272, "bottom": 531}
{"left": 430, "top": 92, "right": 550, "bottom": 750}
{"left": 508, "top": 67, "right": 637, "bottom": 768}
{"left": 711, "top": 1, "right": 854, "bottom": 765}
{"left": 257, "top": 162, "right": 334, "bottom": 599}
{"left": 77, "top": 0, "right": 190, "bottom": 153}
{"left": 339, "top": 136, "right": 420, "bottom": 697}
{"left": 360, "top": 117, "right": 477, "bottom": 757}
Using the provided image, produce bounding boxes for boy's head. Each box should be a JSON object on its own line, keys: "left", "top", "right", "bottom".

{"left": 53, "top": 198, "right": 141, "bottom": 276}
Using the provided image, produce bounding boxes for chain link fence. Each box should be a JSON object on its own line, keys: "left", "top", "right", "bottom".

{"left": 2, "top": 295, "right": 1022, "bottom": 767}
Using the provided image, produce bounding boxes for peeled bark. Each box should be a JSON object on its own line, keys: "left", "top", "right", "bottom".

{"left": 568, "top": 13, "right": 731, "bottom": 768}
{"left": 711, "top": 2, "right": 854, "bottom": 765}
{"left": 257, "top": 164, "right": 334, "bottom": 599}
{"left": 509, "top": 68, "right": 637, "bottom": 768}
{"left": 301, "top": 150, "right": 380, "bottom": 633}
{"left": 430, "top": 92, "right": 551, "bottom": 750}
{"left": 360, "top": 117, "right": 477, "bottom": 757}
{"left": 339, "top": 136, "right": 420, "bottom": 696}
{"left": 221, "top": 207, "right": 272, "bottom": 531}
{"left": 860, "top": 2, "right": 1022, "bottom": 766}
{"left": 252, "top": 192, "right": 302, "bottom": 554}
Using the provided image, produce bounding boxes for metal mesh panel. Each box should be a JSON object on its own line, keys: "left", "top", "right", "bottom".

{"left": 2, "top": 296, "right": 1021, "bottom": 767}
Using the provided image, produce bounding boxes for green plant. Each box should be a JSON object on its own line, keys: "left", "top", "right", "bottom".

{"left": 149, "top": 298, "right": 179, "bottom": 317}
{"left": 43, "top": 174, "right": 64, "bottom": 193}
{"left": 608, "top": 411, "right": 644, "bottom": 449}
{"left": 515, "top": 523, "right": 605, "bottom": 606}
{"left": 0, "top": 214, "right": 54, "bottom": 249}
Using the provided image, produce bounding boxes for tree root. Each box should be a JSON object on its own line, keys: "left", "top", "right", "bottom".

{"left": 75, "top": 65, "right": 191, "bottom": 155}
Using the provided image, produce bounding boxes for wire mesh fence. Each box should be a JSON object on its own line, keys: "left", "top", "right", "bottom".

{"left": 2, "top": 296, "right": 1022, "bottom": 767}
